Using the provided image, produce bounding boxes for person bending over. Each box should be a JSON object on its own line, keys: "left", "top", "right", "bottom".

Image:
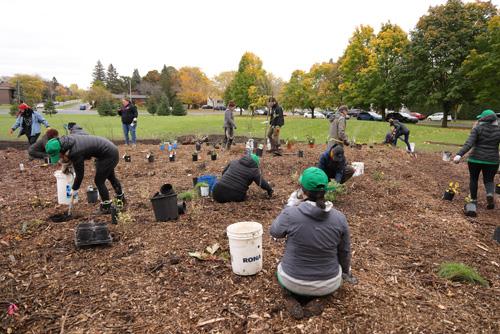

{"left": 389, "top": 118, "right": 411, "bottom": 152}
{"left": 212, "top": 154, "right": 273, "bottom": 203}
{"left": 318, "top": 143, "right": 355, "bottom": 184}
{"left": 29, "top": 123, "right": 88, "bottom": 160}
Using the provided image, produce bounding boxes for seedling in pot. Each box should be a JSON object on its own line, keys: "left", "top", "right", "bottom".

{"left": 285, "top": 138, "right": 295, "bottom": 150}
{"left": 211, "top": 152, "right": 217, "bottom": 161}
{"left": 147, "top": 153, "right": 155, "bottom": 163}
{"left": 443, "top": 182, "right": 459, "bottom": 201}
{"left": 307, "top": 135, "right": 315, "bottom": 148}
{"left": 123, "top": 154, "right": 131, "bottom": 162}
{"left": 192, "top": 152, "right": 198, "bottom": 162}
{"left": 196, "top": 182, "right": 210, "bottom": 197}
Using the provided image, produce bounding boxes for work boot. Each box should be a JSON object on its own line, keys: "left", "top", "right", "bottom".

{"left": 96, "top": 201, "right": 112, "bottom": 215}
{"left": 303, "top": 298, "right": 324, "bottom": 318}
{"left": 284, "top": 295, "right": 304, "bottom": 320}
{"left": 486, "top": 195, "right": 495, "bottom": 210}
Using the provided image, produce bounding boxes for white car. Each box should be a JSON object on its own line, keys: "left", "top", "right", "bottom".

{"left": 427, "top": 112, "right": 452, "bottom": 121}
{"left": 36, "top": 103, "right": 44, "bottom": 111}
{"left": 304, "top": 111, "right": 326, "bottom": 119}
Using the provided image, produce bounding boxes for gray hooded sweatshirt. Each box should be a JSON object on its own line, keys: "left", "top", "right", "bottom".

{"left": 224, "top": 108, "right": 236, "bottom": 129}
{"left": 270, "top": 201, "right": 351, "bottom": 281}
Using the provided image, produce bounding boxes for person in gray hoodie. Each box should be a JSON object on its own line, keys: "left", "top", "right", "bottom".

{"left": 45, "top": 135, "right": 124, "bottom": 213}
{"left": 270, "top": 167, "right": 356, "bottom": 319}
{"left": 454, "top": 109, "right": 500, "bottom": 211}
{"left": 212, "top": 154, "right": 272, "bottom": 203}
{"left": 223, "top": 101, "right": 237, "bottom": 150}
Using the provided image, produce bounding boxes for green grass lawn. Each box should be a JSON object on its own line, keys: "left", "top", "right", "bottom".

{"left": 0, "top": 114, "right": 470, "bottom": 152}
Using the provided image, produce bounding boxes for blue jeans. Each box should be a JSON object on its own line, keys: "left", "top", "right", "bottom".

{"left": 122, "top": 123, "right": 137, "bottom": 145}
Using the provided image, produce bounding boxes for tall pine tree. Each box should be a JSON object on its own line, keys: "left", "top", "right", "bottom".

{"left": 92, "top": 60, "right": 106, "bottom": 84}
{"left": 106, "top": 64, "right": 121, "bottom": 94}
{"left": 131, "top": 69, "right": 141, "bottom": 91}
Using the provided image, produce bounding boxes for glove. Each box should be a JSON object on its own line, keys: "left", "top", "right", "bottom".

{"left": 453, "top": 155, "right": 461, "bottom": 164}
{"left": 267, "top": 188, "right": 273, "bottom": 198}
{"left": 342, "top": 272, "right": 358, "bottom": 285}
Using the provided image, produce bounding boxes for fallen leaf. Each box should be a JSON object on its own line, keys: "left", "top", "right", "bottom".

{"left": 206, "top": 243, "right": 220, "bottom": 255}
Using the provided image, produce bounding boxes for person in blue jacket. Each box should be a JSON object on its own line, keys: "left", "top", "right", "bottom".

{"left": 9, "top": 103, "right": 50, "bottom": 144}
{"left": 317, "top": 143, "right": 355, "bottom": 184}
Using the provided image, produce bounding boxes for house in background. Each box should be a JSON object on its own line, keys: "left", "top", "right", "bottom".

{"left": 0, "top": 82, "right": 15, "bottom": 104}
{"left": 112, "top": 93, "right": 148, "bottom": 105}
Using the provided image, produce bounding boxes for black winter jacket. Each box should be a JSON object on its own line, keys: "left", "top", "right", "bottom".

{"left": 59, "top": 135, "right": 119, "bottom": 190}
{"left": 218, "top": 156, "right": 272, "bottom": 195}
{"left": 270, "top": 105, "right": 284, "bottom": 127}
{"left": 392, "top": 120, "right": 409, "bottom": 136}
{"left": 457, "top": 114, "right": 500, "bottom": 164}
{"left": 118, "top": 102, "right": 138, "bottom": 125}
{"left": 28, "top": 124, "right": 88, "bottom": 160}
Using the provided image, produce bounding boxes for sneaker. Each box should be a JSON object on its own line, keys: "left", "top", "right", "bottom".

{"left": 95, "top": 201, "right": 112, "bottom": 215}
{"left": 284, "top": 296, "right": 304, "bottom": 320}
{"left": 486, "top": 195, "right": 495, "bottom": 210}
{"left": 303, "top": 298, "right": 324, "bottom": 318}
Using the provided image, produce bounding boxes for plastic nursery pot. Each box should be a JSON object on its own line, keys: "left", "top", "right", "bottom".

{"left": 496, "top": 184, "right": 500, "bottom": 195}
{"left": 211, "top": 153, "right": 217, "bottom": 161}
{"left": 86, "top": 188, "right": 99, "bottom": 204}
{"left": 192, "top": 177, "right": 198, "bottom": 187}
{"left": 199, "top": 186, "right": 210, "bottom": 197}
{"left": 150, "top": 192, "right": 179, "bottom": 222}
{"left": 192, "top": 153, "right": 198, "bottom": 162}
{"left": 494, "top": 226, "right": 500, "bottom": 243}
{"left": 169, "top": 155, "right": 176, "bottom": 162}
{"left": 123, "top": 155, "right": 131, "bottom": 162}
{"left": 298, "top": 150, "right": 304, "bottom": 158}
{"left": 308, "top": 143, "right": 315, "bottom": 148}
{"left": 178, "top": 201, "right": 187, "bottom": 215}
{"left": 195, "top": 142, "right": 202, "bottom": 151}
{"left": 256, "top": 148, "right": 263, "bottom": 157}
{"left": 147, "top": 154, "right": 155, "bottom": 163}
{"left": 160, "top": 184, "right": 174, "bottom": 195}
{"left": 443, "top": 190, "right": 455, "bottom": 201}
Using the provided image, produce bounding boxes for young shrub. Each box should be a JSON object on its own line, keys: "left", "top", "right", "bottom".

{"left": 438, "top": 262, "right": 488, "bottom": 287}
{"left": 172, "top": 99, "right": 187, "bottom": 116}
{"left": 325, "top": 181, "right": 346, "bottom": 202}
{"left": 178, "top": 190, "right": 197, "bottom": 201}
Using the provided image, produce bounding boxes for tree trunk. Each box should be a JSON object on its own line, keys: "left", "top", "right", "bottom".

{"left": 441, "top": 102, "right": 452, "bottom": 128}
{"left": 311, "top": 107, "right": 315, "bottom": 119}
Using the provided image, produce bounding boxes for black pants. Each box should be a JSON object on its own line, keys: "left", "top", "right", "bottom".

{"left": 394, "top": 131, "right": 411, "bottom": 151}
{"left": 212, "top": 183, "right": 246, "bottom": 203}
{"left": 468, "top": 162, "right": 499, "bottom": 200}
{"left": 26, "top": 133, "right": 40, "bottom": 145}
{"left": 94, "top": 153, "right": 122, "bottom": 202}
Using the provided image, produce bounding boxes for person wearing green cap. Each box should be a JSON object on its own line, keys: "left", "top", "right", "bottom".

{"left": 454, "top": 109, "right": 500, "bottom": 212}
{"left": 212, "top": 153, "right": 273, "bottom": 203}
{"left": 45, "top": 135, "right": 125, "bottom": 214}
{"left": 270, "top": 167, "right": 356, "bottom": 320}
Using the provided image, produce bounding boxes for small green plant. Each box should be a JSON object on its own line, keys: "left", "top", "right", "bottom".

{"left": 372, "top": 170, "right": 385, "bottom": 181}
{"left": 438, "top": 262, "right": 488, "bottom": 287}
{"left": 117, "top": 211, "right": 135, "bottom": 225}
{"left": 307, "top": 135, "right": 315, "bottom": 145}
{"left": 112, "top": 198, "right": 124, "bottom": 211}
{"left": 195, "top": 182, "right": 209, "bottom": 189}
{"left": 178, "top": 190, "right": 197, "bottom": 201}
{"left": 325, "top": 181, "right": 346, "bottom": 202}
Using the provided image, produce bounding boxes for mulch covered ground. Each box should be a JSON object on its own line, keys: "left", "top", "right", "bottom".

{"left": 0, "top": 141, "right": 498, "bottom": 333}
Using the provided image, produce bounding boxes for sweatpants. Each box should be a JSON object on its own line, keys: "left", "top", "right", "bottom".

{"left": 394, "top": 131, "right": 411, "bottom": 151}
{"left": 212, "top": 183, "right": 246, "bottom": 203}
{"left": 468, "top": 162, "right": 499, "bottom": 200}
{"left": 94, "top": 152, "right": 122, "bottom": 202}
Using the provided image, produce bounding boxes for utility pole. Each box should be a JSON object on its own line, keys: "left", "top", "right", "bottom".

{"left": 16, "top": 80, "right": 20, "bottom": 104}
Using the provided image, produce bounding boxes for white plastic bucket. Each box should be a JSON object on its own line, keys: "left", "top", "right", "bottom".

{"left": 54, "top": 170, "right": 78, "bottom": 205}
{"left": 352, "top": 162, "right": 364, "bottom": 177}
{"left": 442, "top": 151, "right": 452, "bottom": 161}
{"left": 410, "top": 142, "right": 415, "bottom": 152}
{"left": 200, "top": 186, "right": 209, "bottom": 197}
{"left": 226, "top": 221, "right": 263, "bottom": 276}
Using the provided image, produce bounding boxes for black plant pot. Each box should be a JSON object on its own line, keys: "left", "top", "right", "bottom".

{"left": 160, "top": 183, "right": 174, "bottom": 195}
{"left": 211, "top": 154, "right": 217, "bottom": 161}
{"left": 169, "top": 155, "right": 175, "bottom": 162}
{"left": 195, "top": 143, "right": 201, "bottom": 151}
{"left": 192, "top": 177, "right": 198, "bottom": 187}
{"left": 493, "top": 226, "right": 500, "bottom": 243}
{"left": 147, "top": 154, "right": 155, "bottom": 163}
{"left": 151, "top": 192, "right": 179, "bottom": 222}
{"left": 124, "top": 155, "right": 131, "bottom": 162}
{"left": 87, "top": 189, "right": 98, "bottom": 204}
{"left": 298, "top": 150, "right": 304, "bottom": 158}
{"left": 192, "top": 153, "right": 198, "bottom": 162}
{"left": 443, "top": 190, "right": 455, "bottom": 201}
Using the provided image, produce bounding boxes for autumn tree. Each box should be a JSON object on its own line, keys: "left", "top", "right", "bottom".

{"left": 92, "top": 60, "right": 106, "bottom": 84}
{"left": 406, "top": 0, "right": 497, "bottom": 127}
{"left": 106, "top": 64, "right": 122, "bottom": 93}
{"left": 309, "top": 62, "right": 342, "bottom": 111}
{"left": 280, "top": 70, "right": 314, "bottom": 114}
{"left": 213, "top": 71, "right": 236, "bottom": 98}
{"left": 142, "top": 70, "right": 161, "bottom": 83}
{"left": 9, "top": 74, "right": 45, "bottom": 105}
{"left": 160, "top": 65, "right": 181, "bottom": 102}
{"left": 178, "top": 67, "right": 211, "bottom": 109}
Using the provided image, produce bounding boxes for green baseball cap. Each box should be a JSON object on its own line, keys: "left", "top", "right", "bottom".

{"left": 45, "top": 138, "right": 62, "bottom": 164}
{"left": 251, "top": 153, "right": 260, "bottom": 166}
{"left": 476, "top": 109, "right": 495, "bottom": 119}
{"left": 299, "top": 167, "right": 332, "bottom": 192}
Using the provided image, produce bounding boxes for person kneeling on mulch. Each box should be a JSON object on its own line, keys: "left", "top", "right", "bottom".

{"left": 212, "top": 154, "right": 273, "bottom": 203}
{"left": 317, "top": 143, "right": 355, "bottom": 184}
{"left": 270, "top": 167, "right": 357, "bottom": 320}
{"left": 45, "top": 135, "right": 125, "bottom": 214}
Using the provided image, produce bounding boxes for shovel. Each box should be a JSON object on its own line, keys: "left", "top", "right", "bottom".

{"left": 67, "top": 192, "right": 76, "bottom": 217}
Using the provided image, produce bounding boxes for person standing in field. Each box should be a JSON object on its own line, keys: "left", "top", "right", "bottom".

{"left": 223, "top": 101, "right": 237, "bottom": 150}
{"left": 328, "top": 105, "right": 349, "bottom": 149}
{"left": 267, "top": 97, "right": 284, "bottom": 155}
{"left": 118, "top": 98, "right": 138, "bottom": 146}
{"left": 9, "top": 103, "right": 50, "bottom": 145}
{"left": 454, "top": 109, "right": 500, "bottom": 212}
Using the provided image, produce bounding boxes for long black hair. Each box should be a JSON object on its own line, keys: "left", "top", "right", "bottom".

{"left": 302, "top": 187, "right": 326, "bottom": 209}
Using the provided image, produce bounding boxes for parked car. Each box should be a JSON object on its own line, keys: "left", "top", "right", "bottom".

{"left": 410, "top": 112, "right": 426, "bottom": 120}
{"left": 385, "top": 112, "right": 419, "bottom": 123}
{"left": 255, "top": 109, "right": 267, "bottom": 115}
{"left": 79, "top": 104, "right": 87, "bottom": 111}
{"left": 36, "top": 103, "right": 44, "bottom": 111}
{"left": 304, "top": 111, "right": 326, "bottom": 119}
{"left": 357, "top": 111, "right": 382, "bottom": 121}
{"left": 324, "top": 111, "right": 335, "bottom": 119}
{"left": 348, "top": 108, "right": 364, "bottom": 117}
{"left": 201, "top": 105, "right": 213, "bottom": 109}
{"left": 214, "top": 105, "right": 226, "bottom": 110}
{"left": 426, "top": 112, "right": 452, "bottom": 121}
{"left": 235, "top": 107, "right": 245, "bottom": 113}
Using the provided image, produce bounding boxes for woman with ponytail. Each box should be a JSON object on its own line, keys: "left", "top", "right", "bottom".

{"left": 270, "top": 167, "right": 356, "bottom": 319}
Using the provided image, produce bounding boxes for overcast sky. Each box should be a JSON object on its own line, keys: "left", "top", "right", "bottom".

{"left": 2, "top": 0, "right": 498, "bottom": 88}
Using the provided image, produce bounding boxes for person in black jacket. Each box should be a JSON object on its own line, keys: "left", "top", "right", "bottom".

{"left": 267, "top": 97, "right": 284, "bottom": 155}
{"left": 389, "top": 119, "right": 411, "bottom": 152}
{"left": 317, "top": 144, "right": 355, "bottom": 184}
{"left": 118, "top": 98, "right": 138, "bottom": 146}
{"left": 454, "top": 109, "right": 500, "bottom": 210}
{"left": 45, "top": 135, "right": 125, "bottom": 213}
{"left": 212, "top": 154, "right": 273, "bottom": 203}
{"left": 29, "top": 123, "right": 88, "bottom": 160}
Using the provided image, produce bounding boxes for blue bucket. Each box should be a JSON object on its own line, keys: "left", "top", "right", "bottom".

{"left": 197, "top": 175, "right": 217, "bottom": 192}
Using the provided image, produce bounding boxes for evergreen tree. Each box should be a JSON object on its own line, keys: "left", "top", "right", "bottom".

{"left": 131, "top": 69, "right": 141, "bottom": 90}
{"left": 156, "top": 94, "right": 171, "bottom": 116}
{"left": 44, "top": 100, "right": 57, "bottom": 116}
{"left": 146, "top": 94, "right": 158, "bottom": 115}
{"left": 51, "top": 77, "right": 59, "bottom": 87}
{"left": 160, "top": 65, "right": 180, "bottom": 102}
{"left": 171, "top": 99, "right": 186, "bottom": 116}
{"left": 92, "top": 60, "right": 106, "bottom": 84}
{"left": 106, "top": 64, "right": 121, "bottom": 93}
{"left": 97, "top": 98, "right": 117, "bottom": 116}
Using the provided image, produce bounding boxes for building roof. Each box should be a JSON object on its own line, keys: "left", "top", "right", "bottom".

{"left": 0, "top": 82, "right": 14, "bottom": 90}
{"left": 112, "top": 93, "right": 148, "bottom": 99}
